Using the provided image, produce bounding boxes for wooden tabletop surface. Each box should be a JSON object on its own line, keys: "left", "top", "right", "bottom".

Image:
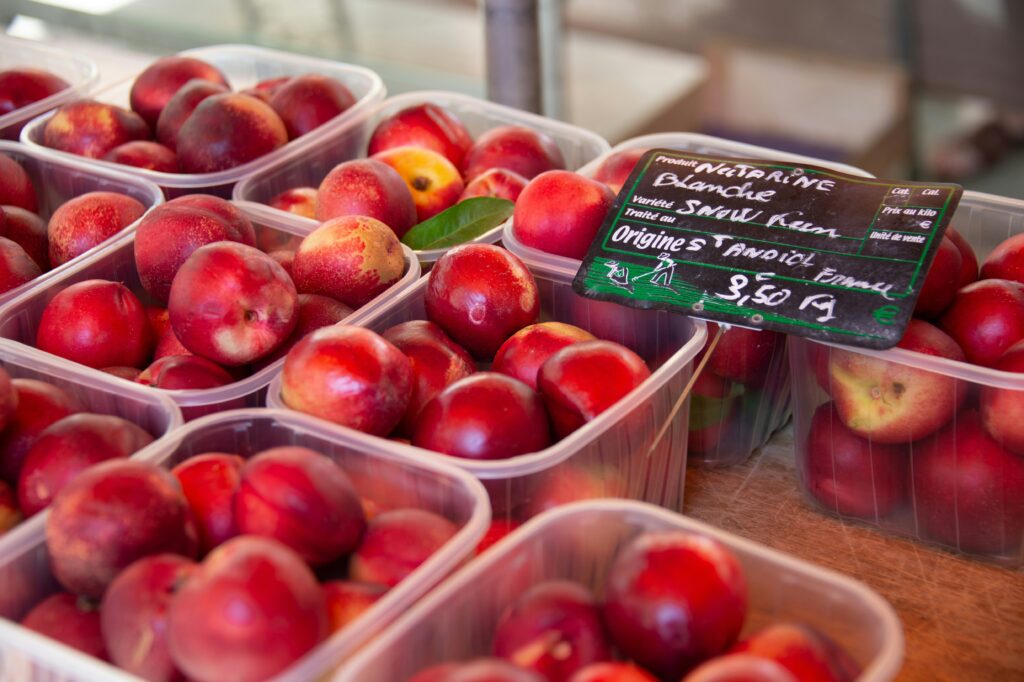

{"left": 682, "top": 425, "right": 1024, "bottom": 682}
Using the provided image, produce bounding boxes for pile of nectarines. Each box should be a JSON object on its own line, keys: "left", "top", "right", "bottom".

{"left": 18, "top": 445, "right": 461, "bottom": 682}
{"left": 410, "top": 529, "right": 861, "bottom": 682}
{"left": 804, "top": 225, "right": 1024, "bottom": 556}
{"left": 41, "top": 55, "right": 358, "bottom": 173}
{"left": 0, "top": 152, "right": 146, "bottom": 294}
{"left": 268, "top": 101, "right": 566, "bottom": 242}
{"left": 28, "top": 195, "right": 404, "bottom": 412}
{"left": 281, "top": 244, "right": 651, "bottom": 463}
{"left": 0, "top": 365, "right": 156, "bottom": 535}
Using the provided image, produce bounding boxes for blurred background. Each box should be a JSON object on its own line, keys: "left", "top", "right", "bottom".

{"left": 2, "top": 0, "right": 1022, "bottom": 197}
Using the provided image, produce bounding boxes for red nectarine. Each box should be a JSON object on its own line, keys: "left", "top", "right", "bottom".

{"left": 129, "top": 56, "right": 229, "bottom": 128}
{"left": 167, "top": 536, "right": 328, "bottom": 682}
{"left": 425, "top": 244, "right": 539, "bottom": 359}
{"left": 412, "top": 372, "right": 552, "bottom": 460}
{"left": 168, "top": 241, "right": 298, "bottom": 366}
{"left": 46, "top": 460, "right": 197, "bottom": 598}
{"left": 368, "top": 102, "right": 473, "bottom": 168}
{"left": 235, "top": 446, "right": 366, "bottom": 565}
{"left": 281, "top": 325, "right": 413, "bottom": 436}
{"left": 36, "top": 279, "right": 154, "bottom": 370}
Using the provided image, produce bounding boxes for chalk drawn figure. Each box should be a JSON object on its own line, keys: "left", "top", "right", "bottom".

{"left": 603, "top": 260, "right": 634, "bottom": 292}
{"left": 632, "top": 252, "right": 677, "bottom": 289}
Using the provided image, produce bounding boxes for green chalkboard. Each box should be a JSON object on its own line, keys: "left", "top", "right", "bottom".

{"left": 572, "top": 149, "right": 963, "bottom": 349}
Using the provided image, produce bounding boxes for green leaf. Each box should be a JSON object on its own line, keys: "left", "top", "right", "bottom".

{"left": 401, "top": 197, "right": 515, "bottom": 251}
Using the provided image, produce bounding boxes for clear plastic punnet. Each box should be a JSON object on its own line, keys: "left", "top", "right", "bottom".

{"left": 0, "top": 203, "right": 420, "bottom": 420}
{"left": 0, "top": 408, "right": 489, "bottom": 682}
{"left": 334, "top": 499, "right": 904, "bottom": 682}
{"left": 0, "top": 36, "right": 99, "bottom": 141}
{"left": 20, "top": 44, "right": 385, "bottom": 197}
{"left": 233, "top": 90, "right": 611, "bottom": 264}
{"left": 789, "top": 190, "right": 1024, "bottom": 567}
{"left": 0, "top": 141, "right": 164, "bottom": 307}
{"left": 268, "top": 250, "right": 706, "bottom": 519}
{"left": 503, "top": 132, "right": 875, "bottom": 467}
{"left": 0, "top": 342, "right": 182, "bottom": 556}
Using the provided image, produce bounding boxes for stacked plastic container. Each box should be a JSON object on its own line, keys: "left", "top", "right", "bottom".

{"left": 20, "top": 44, "right": 385, "bottom": 197}
{"left": 335, "top": 499, "right": 904, "bottom": 682}
{"left": 0, "top": 141, "right": 164, "bottom": 307}
{"left": 0, "top": 346, "right": 182, "bottom": 550}
{"left": 0, "top": 408, "right": 489, "bottom": 681}
{"left": 0, "top": 36, "right": 99, "bottom": 140}
{"left": 0, "top": 203, "right": 421, "bottom": 419}
{"left": 789, "top": 190, "right": 1024, "bottom": 566}
{"left": 233, "top": 90, "right": 611, "bottom": 265}
{"left": 269, "top": 252, "right": 706, "bottom": 518}
{"left": 503, "top": 132, "right": 874, "bottom": 467}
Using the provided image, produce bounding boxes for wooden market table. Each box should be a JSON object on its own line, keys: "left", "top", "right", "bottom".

{"left": 682, "top": 425, "right": 1024, "bottom": 682}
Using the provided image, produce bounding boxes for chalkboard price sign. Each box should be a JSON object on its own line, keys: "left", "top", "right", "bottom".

{"left": 572, "top": 149, "right": 963, "bottom": 349}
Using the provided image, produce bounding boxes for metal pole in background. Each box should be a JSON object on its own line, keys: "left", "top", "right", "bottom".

{"left": 484, "top": 0, "right": 543, "bottom": 114}
{"left": 893, "top": 0, "right": 920, "bottom": 180}
{"left": 538, "top": 0, "right": 564, "bottom": 120}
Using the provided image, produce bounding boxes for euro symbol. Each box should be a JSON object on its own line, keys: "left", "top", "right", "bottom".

{"left": 873, "top": 305, "right": 899, "bottom": 326}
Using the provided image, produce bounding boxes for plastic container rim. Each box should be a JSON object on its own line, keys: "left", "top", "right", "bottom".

{"left": 19, "top": 43, "right": 386, "bottom": 187}
{"left": 334, "top": 498, "right": 905, "bottom": 682}
{"left": 581, "top": 132, "right": 876, "bottom": 179}
{"left": 371, "top": 90, "right": 611, "bottom": 151}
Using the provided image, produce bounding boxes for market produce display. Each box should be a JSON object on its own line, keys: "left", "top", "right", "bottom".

{"left": 15, "top": 442, "right": 466, "bottom": 682}
{"left": 39, "top": 55, "right": 358, "bottom": 173}
{"left": 7, "top": 31, "right": 1023, "bottom": 679}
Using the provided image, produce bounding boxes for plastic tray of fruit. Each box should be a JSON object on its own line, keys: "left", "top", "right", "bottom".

{"left": 0, "top": 407, "right": 489, "bottom": 682}
{"left": 333, "top": 499, "right": 904, "bottom": 682}
{"left": 0, "top": 140, "right": 164, "bottom": 307}
{"left": 232, "top": 90, "right": 611, "bottom": 264}
{"left": 498, "top": 132, "right": 874, "bottom": 468}
{"left": 0, "top": 35, "right": 99, "bottom": 141}
{"left": 20, "top": 44, "right": 385, "bottom": 198}
{"left": 267, "top": 244, "right": 706, "bottom": 520}
{"left": 790, "top": 189, "right": 1024, "bottom": 566}
{"left": 0, "top": 342, "right": 181, "bottom": 550}
{"left": 0, "top": 200, "right": 421, "bottom": 420}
